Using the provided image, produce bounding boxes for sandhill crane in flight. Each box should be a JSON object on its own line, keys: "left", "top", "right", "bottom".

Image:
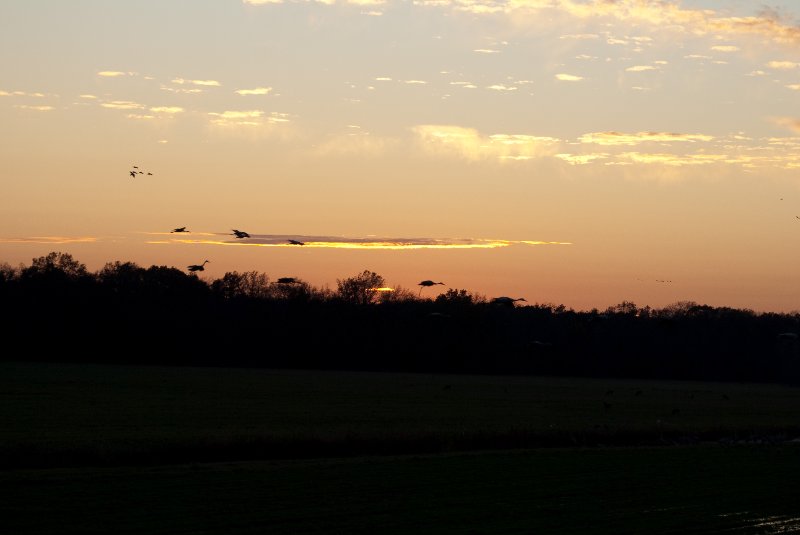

{"left": 418, "top": 280, "right": 444, "bottom": 295}
{"left": 129, "top": 171, "right": 137, "bottom": 178}
{"left": 287, "top": 239, "right": 305, "bottom": 246}
{"left": 187, "top": 260, "right": 210, "bottom": 272}
{"left": 231, "top": 229, "right": 250, "bottom": 239}
{"left": 491, "top": 296, "right": 527, "bottom": 307}
{"left": 171, "top": 227, "right": 189, "bottom": 233}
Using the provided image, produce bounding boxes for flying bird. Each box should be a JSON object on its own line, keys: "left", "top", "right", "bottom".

{"left": 231, "top": 229, "right": 250, "bottom": 239}
{"left": 171, "top": 227, "right": 189, "bottom": 233}
{"left": 491, "top": 296, "right": 527, "bottom": 307}
{"left": 187, "top": 260, "right": 210, "bottom": 272}
{"left": 129, "top": 171, "right": 137, "bottom": 178}
{"left": 276, "top": 277, "right": 298, "bottom": 284}
{"left": 418, "top": 280, "right": 445, "bottom": 295}
{"left": 147, "top": 172, "right": 153, "bottom": 176}
{"left": 133, "top": 166, "right": 138, "bottom": 169}
{"left": 287, "top": 239, "right": 305, "bottom": 246}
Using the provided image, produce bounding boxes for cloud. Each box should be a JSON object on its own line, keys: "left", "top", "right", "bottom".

{"left": 619, "top": 152, "right": 727, "bottom": 166}
{"left": 15, "top": 105, "right": 55, "bottom": 111}
{"left": 772, "top": 117, "right": 800, "bottom": 134}
{"left": 150, "top": 106, "right": 184, "bottom": 114}
{"left": 413, "top": 125, "right": 560, "bottom": 161}
{"left": 555, "top": 73, "right": 583, "bottom": 81}
{"left": 208, "top": 110, "right": 290, "bottom": 128}
{"left": 79, "top": 94, "right": 98, "bottom": 99}
{"left": 164, "top": 233, "right": 571, "bottom": 250}
{"left": 579, "top": 131, "right": 714, "bottom": 146}
{"left": 2, "top": 90, "right": 49, "bottom": 97}
{"left": 473, "top": 48, "right": 500, "bottom": 54}
{"left": 404, "top": 80, "right": 428, "bottom": 84}
{"left": 415, "top": 0, "right": 800, "bottom": 46}
{"left": 101, "top": 100, "right": 145, "bottom": 110}
{"left": 767, "top": 60, "right": 800, "bottom": 70}
{"left": 172, "top": 78, "right": 221, "bottom": 87}
{"left": 711, "top": 45, "right": 739, "bottom": 52}
{"left": 625, "top": 65, "right": 656, "bottom": 72}
{"left": 97, "top": 71, "right": 132, "bottom": 77}
{"left": 556, "top": 153, "right": 609, "bottom": 165}
{"left": 161, "top": 86, "right": 204, "bottom": 94}
{"left": 487, "top": 84, "right": 517, "bottom": 91}
{"left": 235, "top": 87, "right": 273, "bottom": 95}
{"left": 787, "top": 84, "right": 800, "bottom": 91}
{"left": 560, "top": 33, "right": 599, "bottom": 40}
{"left": 0, "top": 236, "right": 97, "bottom": 244}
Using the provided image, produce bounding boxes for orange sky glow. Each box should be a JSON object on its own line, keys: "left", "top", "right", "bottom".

{"left": 2, "top": 1, "right": 800, "bottom": 311}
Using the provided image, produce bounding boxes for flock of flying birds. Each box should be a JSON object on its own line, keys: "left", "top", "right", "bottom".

{"left": 129, "top": 165, "right": 526, "bottom": 305}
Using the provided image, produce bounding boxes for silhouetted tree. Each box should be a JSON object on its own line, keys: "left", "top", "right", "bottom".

{"left": 336, "top": 270, "right": 385, "bottom": 305}
{"left": 212, "top": 271, "right": 271, "bottom": 300}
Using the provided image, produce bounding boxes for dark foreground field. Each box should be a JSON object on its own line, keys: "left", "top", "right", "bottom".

{"left": 2, "top": 362, "right": 799, "bottom": 533}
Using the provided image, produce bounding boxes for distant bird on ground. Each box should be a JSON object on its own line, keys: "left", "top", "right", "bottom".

{"left": 418, "top": 280, "right": 445, "bottom": 295}
{"left": 187, "top": 260, "right": 210, "bottom": 272}
{"left": 287, "top": 239, "right": 305, "bottom": 246}
{"left": 276, "top": 277, "right": 298, "bottom": 284}
{"left": 171, "top": 227, "right": 189, "bottom": 233}
{"left": 231, "top": 229, "right": 250, "bottom": 239}
{"left": 491, "top": 296, "right": 527, "bottom": 307}
{"left": 129, "top": 171, "right": 137, "bottom": 178}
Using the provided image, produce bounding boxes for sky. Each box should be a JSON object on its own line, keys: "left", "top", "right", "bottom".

{"left": 1, "top": 0, "right": 800, "bottom": 312}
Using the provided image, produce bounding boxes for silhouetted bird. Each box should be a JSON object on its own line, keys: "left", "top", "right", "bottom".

{"left": 171, "top": 227, "right": 189, "bottom": 233}
{"left": 276, "top": 277, "right": 297, "bottom": 284}
{"left": 231, "top": 229, "right": 250, "bottom": 239}
{"left": 187, "top": 260, "right": 210, "bottom": 272}
{"left": 147, "top": 172, "right": 153, "bottom": 175}
{"left": 288, "top": 239, "right": 305, "bottom": 246}
{"left": 491, "top": 296, "right": 527, "bottom": 307}
{"left": 418, "top": 280, "right": 444, "bottom": 295}
{"left": 129, "top": 171, "right": 137, "bottom": 178}
{"left": 133, "top": 166, "right": 138, "bottom": 169}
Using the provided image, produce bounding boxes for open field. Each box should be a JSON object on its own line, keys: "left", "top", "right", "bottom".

{"left": 2, "top": 447, "right": 800, "bottom": 534}
{"left": 1, "top": 361, "right": 799, "bottom": 467}
{"left": 2, "top": 362, "right": 800, "bottom": 533}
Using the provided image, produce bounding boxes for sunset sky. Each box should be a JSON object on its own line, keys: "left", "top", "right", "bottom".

{"left": 2, "top": 0, "right": 800, "bottom": 311}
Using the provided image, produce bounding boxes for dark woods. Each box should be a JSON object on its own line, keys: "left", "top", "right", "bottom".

{"left": 2, "top": 252, "right": 799, "bottom": 384}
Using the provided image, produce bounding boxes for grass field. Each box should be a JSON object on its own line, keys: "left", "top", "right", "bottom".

{"left": 2, "top": 361, "right": 799, "bottom": 467}
{"left": 2, "top": 361, "right": 800, "bottom": 533}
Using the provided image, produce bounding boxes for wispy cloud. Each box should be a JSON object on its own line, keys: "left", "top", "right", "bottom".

{"left": 772, "top": 117, "right": 800, "bottom": 134}
{"left": 97, "top": 71, "right": 133, "bottom": 77}
{"left": 626, "top": 65, "right": 657, "bottom": 72}
{"left": 208, "top": 110, "right": 290, "bottom": 127}
{"left": 579, "top": 131, "right": 714, "bottom": 146}
{"left": 161, "top": 233, "right": 571, "bottom": 250}
{"left": 711, "top": 45, "right": 739, "bottom": 52}
{"left": 487, "top": 84, "right": 517, "bottom": 91}
{"left": 172, "top": 78, "right": 221, "bottom": 87}
{"left": 0, "top": 236, "right": 97, "bottom": 244}
{"left": 413, "top": 125, "right": 560, "bottom": 161}
{"left": 101, "top": 100, "right": 145, "bottom": 110}
{"left": 415, "top": 0, "right": 800, "bottom": 46}
{"left": 150, "top": 106, "right": 184, "bottom": 114}
{"left": 474, "top": 48, "right": 500, "bottom": 54}
{"left": 555, "top": 73, "right": 583, "bottom": 81}
{"left": 14, "top": 105, "right": 55, "bottom": 111}
{"left": 235, "top": 87, "right": 273, "bottom": 95}
{"left": 768, "top": 60, "right": 800, "bottom": 70}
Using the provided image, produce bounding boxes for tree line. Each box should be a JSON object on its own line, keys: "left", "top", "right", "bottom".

{"left": 1, "top": 252, "right": 798, "bottom": 384}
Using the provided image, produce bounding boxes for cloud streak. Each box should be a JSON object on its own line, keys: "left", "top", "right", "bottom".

{"left": 0, "top": 236, "right": 98, "bottom": 244}
{"left": 155, "top": 233, "right": 572, "bottom": 250}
